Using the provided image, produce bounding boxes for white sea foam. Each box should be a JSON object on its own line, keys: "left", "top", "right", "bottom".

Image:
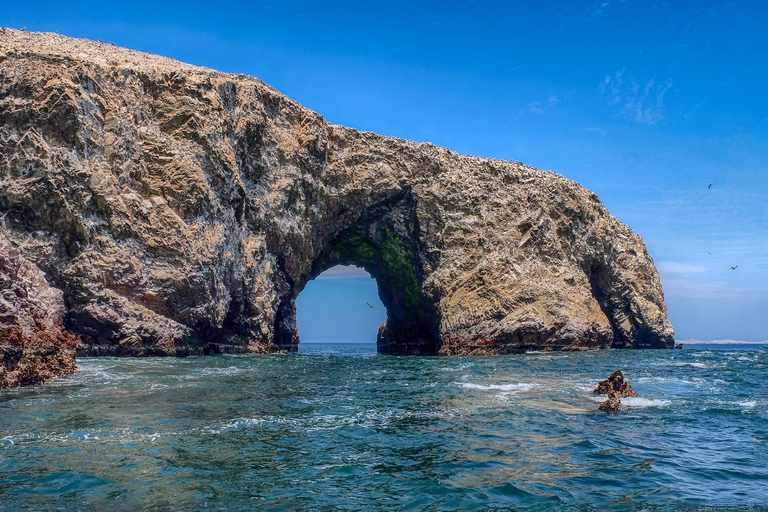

{"left": 669, "top": 362, "right": 715, "bottom": 369}
{"left": 208, "top": 415, "right": 287, "bottom": 433}
{"left": 199, "top": 366, "right": 245, "bottom": 377}
{"left": 621, "top": 397, "right": 671, "bottom": 407}
{"left": 588, "top": 394, "right": 671, "bottom": 407}
{"left": 457, "top": 382, "right": 538, "bottom": 392}
{"left": 207, "top": 407, "right": 419, "bottom": 434}
{"left": 737, "top": 401, "right": 756, "bottom": 408}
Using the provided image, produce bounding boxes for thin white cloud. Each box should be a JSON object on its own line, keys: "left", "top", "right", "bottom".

{"left": 586, "top": 0, "right": 636, "bottom": 17}
{"left": 599, "top": 69, "right": 672, "bottom": 124}
{"left": 585, "top": 127, "right": 606, "bottom": 137}
{"left": 528, "top": 95, "right": 560, "bottom": 115}
{"left": 315, "top": 265, "right": 372, "bottom": 280}
{"left": 656, "top": 261, "right": 707, "bottom": 274}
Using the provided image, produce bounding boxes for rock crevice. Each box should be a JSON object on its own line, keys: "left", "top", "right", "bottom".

{"left": 0, "top": 29, "right": 674, "bottom": 358}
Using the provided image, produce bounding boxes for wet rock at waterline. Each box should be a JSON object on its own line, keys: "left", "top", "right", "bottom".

{"left": 0, "top": 235, "right": 78, "bottom": 388}
{"left": 598, "top": 396, "right": 627, "bottom": 412}
{"left": 0, "top": 28, "right": 675, "bottom": 358}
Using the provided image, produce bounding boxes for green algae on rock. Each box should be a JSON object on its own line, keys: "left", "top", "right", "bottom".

{"left": 0, "top": 28, "right": 674, "bottom": 358}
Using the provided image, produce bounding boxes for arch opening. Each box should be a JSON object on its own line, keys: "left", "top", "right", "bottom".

{"left": 296, "top": 265, "right": 386, "bottom": 345}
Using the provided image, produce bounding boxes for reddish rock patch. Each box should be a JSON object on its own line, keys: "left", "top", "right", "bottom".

{"left": 0, "top": 235, "right": 78, "bottom": 388}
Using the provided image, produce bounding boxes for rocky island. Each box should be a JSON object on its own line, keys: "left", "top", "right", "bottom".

{"left": 0, "top": 28, "right": 674, "bottom": 386}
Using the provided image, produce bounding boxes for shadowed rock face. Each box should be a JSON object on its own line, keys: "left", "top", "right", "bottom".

{"left": 0, "top": 29, "right": 674, "bottom": 357}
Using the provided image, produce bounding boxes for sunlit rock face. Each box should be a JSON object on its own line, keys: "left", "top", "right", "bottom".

{"left": 0, "top": 29, "right": 674, "bottom": 357}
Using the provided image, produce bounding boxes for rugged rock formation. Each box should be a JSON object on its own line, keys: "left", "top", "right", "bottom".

{"left": 0, "top": 29, "right": 675, "bottom": 357}
{"left": 593, "top": 370, "right": 637, "bottom": 398}
{"left": 593, "top": 369, "right": 636, "bottom": 411}
{"left": 0, "top": 234, "right": 77, "bottom": 387}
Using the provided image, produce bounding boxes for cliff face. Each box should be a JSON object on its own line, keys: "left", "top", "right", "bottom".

{"left": 0, "top": 29, "right": 674, "bottom": 357}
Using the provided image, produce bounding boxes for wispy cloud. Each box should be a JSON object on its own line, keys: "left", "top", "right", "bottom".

{"left": 656, "top": 261, "right": 707, "bottom": 274}
{"left": 586, "top": 0, "right": 636, "bottom": 17}
{"left": 585, "top": 127, "right": 606, "bottom": 137}
{"left": 528, "top": 94, "right": 561, "bottom": 115}
{"left": 599, "top": 69, "right": 672, "bottom": 124}
{"left": 316, "top": 265, "right": 372, "bottom": 280}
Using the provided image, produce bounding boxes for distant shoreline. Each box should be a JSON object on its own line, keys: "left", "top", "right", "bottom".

{"left": 676, "top": 339, "right": 768, "bottom": 345}
{"left": 299, "top": 340, "right": 768, "bottom": 346}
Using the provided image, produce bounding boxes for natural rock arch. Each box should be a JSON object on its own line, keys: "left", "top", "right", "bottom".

{"left": 278, "top": 201, "right": 442, "bottom": 355}
{"left": 0, "top": 29, "right": 674, "bottom": 358}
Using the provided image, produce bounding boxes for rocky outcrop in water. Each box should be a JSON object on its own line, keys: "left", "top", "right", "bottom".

{"left": 0, "top": 29, "right": 674, "bottom": 357}
{"left": 593, "top": 370, "right": 637, "bottom": 398}
{"left": 593, "top": 369, "right": 636, "bottom": 411}
{"left": 0, "top": 234, "right": 77, "bottom": 387}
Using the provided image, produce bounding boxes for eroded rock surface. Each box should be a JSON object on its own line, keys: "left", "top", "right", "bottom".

{"left": 0, "top": 234, "right": 77, "bottom": 388}
{"left": 0, "top": 29, "right": 674, "bottom": 357}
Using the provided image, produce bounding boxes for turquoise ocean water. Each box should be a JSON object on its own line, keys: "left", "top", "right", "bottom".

{"left": 1, "top": 343, "right": 766, "bottom": 511}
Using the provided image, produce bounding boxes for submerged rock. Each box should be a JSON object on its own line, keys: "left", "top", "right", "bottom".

{"left": 0, "top": 235, "right": 78, "bottom": 388}
{"left": 0, "top": 29, "right": 675, "bottom": 357}
{"left": 598, "top": 396, "right": 627, "bottom": 412}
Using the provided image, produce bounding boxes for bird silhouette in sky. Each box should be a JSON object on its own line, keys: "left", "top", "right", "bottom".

{"left": 366, "top": 301, "right": 374, "bottom": 309}
{"left": 708, "top": 183, "right": 712, "bottom": 189}
{"left": 730, "top": 266, "right": 738, "bottom": 270}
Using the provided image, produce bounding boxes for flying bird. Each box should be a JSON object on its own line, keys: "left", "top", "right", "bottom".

{"left": 365, "top": 301, "right": 374, "bottom": 309}
{"left": 729, "top": 266, "right": 738, "bottom": 270}
{"left": 708, "top": 183, "right": 712, "bottom": 189}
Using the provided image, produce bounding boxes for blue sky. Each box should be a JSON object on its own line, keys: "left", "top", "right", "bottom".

{"left": 3, "top": 1, "right": 767, "bottom": 342}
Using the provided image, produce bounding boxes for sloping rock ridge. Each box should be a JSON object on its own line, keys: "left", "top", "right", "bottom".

{"left": 0, "top": 234, "right": 77, "bottom": 387}
{"left": 0, "top": 28, "right": 674, "bottom": 357}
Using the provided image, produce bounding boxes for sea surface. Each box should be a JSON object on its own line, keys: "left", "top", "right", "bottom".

{"left": 1, "top": 343, "right": 766, "bottom": 511}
